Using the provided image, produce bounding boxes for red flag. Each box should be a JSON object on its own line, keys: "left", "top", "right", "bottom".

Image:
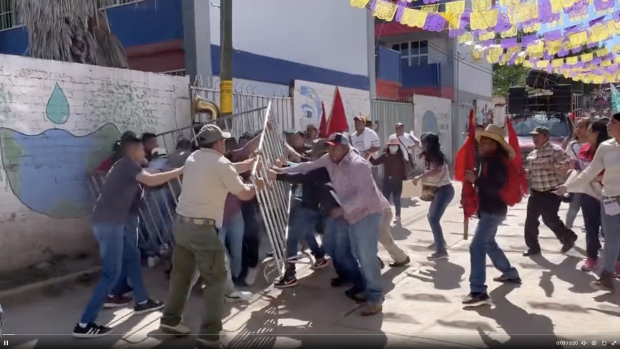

{"left": 318, "top": 102, "right": 329, "bottom": 138}
{"left": 454, "top": 109, "right": 478, "bottom": 222}
{"left": 505, "top": 119, "right": 528, "bottom": 194}
{"left": 326, "top": 87, "right": 349, "bottom": 135}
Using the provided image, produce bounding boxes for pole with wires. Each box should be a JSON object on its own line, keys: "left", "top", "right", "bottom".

{"left": 220, "top": 0, "right": 233, "bottom": 122}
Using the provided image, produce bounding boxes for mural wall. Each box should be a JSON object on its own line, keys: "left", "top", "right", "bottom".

{"left": 292, "top": 80, "right": 371, "bottom": 132}
{"left": 0, "top": 54, "right": 190, "bottom": 272}
{"left": 413, "top": 95, "right": 453, "bottom": 164}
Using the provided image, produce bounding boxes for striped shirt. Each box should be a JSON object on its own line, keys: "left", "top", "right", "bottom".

{"left": 279, "top": 149, "right": 388, "bottom": 224}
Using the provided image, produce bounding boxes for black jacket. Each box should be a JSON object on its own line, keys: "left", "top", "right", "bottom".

{"left": 475, "top": 157, "right": 508, "bottom": 216}
{"left": 276, "top": 168, "right": 339, "bottom": 212}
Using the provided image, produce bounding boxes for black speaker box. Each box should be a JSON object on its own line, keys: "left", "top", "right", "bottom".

{"left": 551, "top": 84, "right": 572, "bottom": 113}
{"left": 526, "top": 70, "right": 561, "bottom": 89}
{"left": 508, "top": 87, "right": 527, "bottom": 114}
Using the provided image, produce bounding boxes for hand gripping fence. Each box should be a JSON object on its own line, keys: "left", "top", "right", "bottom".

{"left": 249, "top": 103, "right": 313, "bottom": 282}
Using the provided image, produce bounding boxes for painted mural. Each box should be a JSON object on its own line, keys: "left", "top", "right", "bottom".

{"left": 292, "top": 80, "right": 371, "bottom": 131}
{"left": 413, "top": 95, "right": 453, "bottom": 162}
{"left": 0, "top": 54, "right": 190, "bottom": 221}
{"left": 476, "top": 98, "right": 494, "bottom": 126}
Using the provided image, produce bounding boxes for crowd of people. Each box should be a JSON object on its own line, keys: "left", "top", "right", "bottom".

{"left": 72, "top": 111, "right": 620, "bottom": 347}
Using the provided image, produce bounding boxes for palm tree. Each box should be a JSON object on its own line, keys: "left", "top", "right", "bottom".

{"left": 15, "top": 0, "right": 128, "bottom": 68}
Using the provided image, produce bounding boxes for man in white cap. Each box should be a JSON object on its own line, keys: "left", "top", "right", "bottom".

{"left": 159, "top": 124, "right": 264, "bottom": 348}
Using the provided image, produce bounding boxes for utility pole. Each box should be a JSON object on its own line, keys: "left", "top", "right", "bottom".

{"left": 219, "top": 0, "right": 233, "bottom": 122}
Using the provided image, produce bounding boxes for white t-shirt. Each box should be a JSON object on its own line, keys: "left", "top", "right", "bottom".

{"left": 350, "top": 128, "right": 381, "bottom": 156}
{"left": 389, "top": 132, "right": 420, "bottom": 161}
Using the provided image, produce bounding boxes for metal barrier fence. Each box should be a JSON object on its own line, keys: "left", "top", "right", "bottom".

{"left": 248, "top": 103, "right": 298, "bottom": 282}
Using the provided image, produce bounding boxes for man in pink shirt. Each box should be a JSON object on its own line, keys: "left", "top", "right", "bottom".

{"left": 274, "top": 133, "right": 386, "bottom": 316}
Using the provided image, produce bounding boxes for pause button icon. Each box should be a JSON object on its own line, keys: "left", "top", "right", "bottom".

{"left": 2, "top": 340, "right": 7, "bottom": 346}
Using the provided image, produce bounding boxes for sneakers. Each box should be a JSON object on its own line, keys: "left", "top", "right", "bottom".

{"left": 492, "top": 274, "right": 522, "bottom": 284}
{"left": 591, "top": 272, "right": 615, "bottom": 292}
{"left": 134, "top": 299, "right": 165, "bottom": 315}
{"left": 389, "top": 256, "right": 411, "bottom": 268}
{"left": 581, "top": 258, "right": 598, "bottom": 272}
{"left": 225, "top": 290, "right": 252, "bottom": 303}
{"left": 427, "top": 251, "right": 449, "bottom": 261}
{"left": 274, "top": 274, "right": 298, "bottom": 289}
{"left": 103, "top": 295, "right": 132, "bottom": 309}
{"left": 462, "top": 292, "right": 492, "bottom": 307}
{"left": 313, "top": 257, "right": 330, "bottom": 269}
{"left": 73, "top": 322, "right": 113, "bottom": 338}
{"left": 245, "top": 268, "right": 258, "bottom": 286}
{"left": 361, "top": 303, "right": 383, "bottom": 316}
{"left": 393, "top": 216, "right": 401, "bottom": 224}
{"left": 560, "top": 234, "right": 578, "bottom": 253}
{"left": 160, "top": 322, "right": 192, "bottom": 337}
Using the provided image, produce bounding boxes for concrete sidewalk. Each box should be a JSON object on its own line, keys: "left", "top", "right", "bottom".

{"left": 3, "top": 185, "right": 620, "bottom": 348}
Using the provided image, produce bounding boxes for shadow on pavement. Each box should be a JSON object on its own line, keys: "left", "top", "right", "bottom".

{"left": 406, "top": 260, "right": 465, "bottom": 290}
{"left": 528, "top": 254, "right": 597, "bottom": 295}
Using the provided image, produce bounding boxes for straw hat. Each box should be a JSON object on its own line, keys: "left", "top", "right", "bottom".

{"left": 475, "top": 124, "right": 516, "bottom": 158}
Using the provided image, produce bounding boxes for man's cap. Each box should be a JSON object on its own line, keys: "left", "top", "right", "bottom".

{"left": 395, "top": 122, "right": 404, "bottom": 128}
{"left": 306, "top": 139, "right": 329, "bottom": 156}
{"left": 306, "top": 124, "right": 318, "bottom": 130}
{"left": 325, "top": 132, "right": 350, "bottom": 146}
{"left": 197, "top": 124, "right": 231, "bottom": 144}
{"left": 529, "top": 126, "right": 550, "bottom": 136}
{"left": 120, "top": 131, "right": 141, "bottom": 144}
{"left": 353, "top": 115, "right": 367, "bottom": 123}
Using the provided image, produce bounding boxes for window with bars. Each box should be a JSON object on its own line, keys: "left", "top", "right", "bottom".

{"left": 162, "top": 70, "right": 186, "bottom": 76}
{"left": 0, "top": 0, "right": 21, "bottom": 32}
{"left": 99, "top": 0, "right": 145, "bottom": 9}
{"left": 391, "top": 41, "right": 429, "bottom": 66}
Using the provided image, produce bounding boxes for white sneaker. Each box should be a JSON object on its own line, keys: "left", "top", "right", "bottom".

{"left": 245, "top": 268, "right": 258, "bottom": 286}
{"left": 225, "top": 290, "right": 252, "bottom": 303}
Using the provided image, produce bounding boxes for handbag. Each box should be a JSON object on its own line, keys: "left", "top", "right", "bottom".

{"left": 420, "top": 185, "right": 437, "bottom": 201}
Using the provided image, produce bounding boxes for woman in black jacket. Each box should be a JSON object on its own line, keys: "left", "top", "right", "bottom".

{"left": 369, "top": 138, "right": 407, "bottom": 223}
{"left": 463, "top": 124, "right": 521, "bottom": 307}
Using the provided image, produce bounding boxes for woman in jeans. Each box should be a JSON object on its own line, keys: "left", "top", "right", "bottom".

{"left": 557, "top": 113, "right": 620, "bottom": 292}
{"left": 564, "top": 118, "right": 590, "bottom": 229}
{"left": 369, "top": 138, "right": 407, "bottom": 224}
{"left": 413, "top": 133, "right": 454, "bottom": 261}
{"left": 463, "top": 125, "right": 521, "bottom": 307}
{"left": 561, "top": 119, "right": 612, "bottom": 272}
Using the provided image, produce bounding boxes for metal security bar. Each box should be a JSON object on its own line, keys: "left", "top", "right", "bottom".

{"left": 249, "top": 103, "right": 302, "bottom": 282}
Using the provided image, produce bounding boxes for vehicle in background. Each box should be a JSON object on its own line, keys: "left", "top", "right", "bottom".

{"left": 511, "top": 113, "right": 574, "bottom": 158}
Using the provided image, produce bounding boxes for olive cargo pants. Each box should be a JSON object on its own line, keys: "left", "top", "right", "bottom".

{"left": 161, "top": 217, "right": 227, "bottom": 341}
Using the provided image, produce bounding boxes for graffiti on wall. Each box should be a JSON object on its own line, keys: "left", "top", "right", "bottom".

{"left": 1, "top": 83, "right": 121, "bottom": 219}
{"left": 414, "top": 95, "right": 453, "bottom": 161}
{"left": 292, "top": 80, "right": 370, "bottom": 131}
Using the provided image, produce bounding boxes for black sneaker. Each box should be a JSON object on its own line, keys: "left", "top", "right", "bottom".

{"left": 73, "top": 322, "right": 112, "bottom": 338}
{"left": 313, "top": 257, "right": 330, "bottom": 269}
{"left": 134, "top": 299, "right": 165, "bottom": 315}
{"left": 462, "top": 292, "right": 492, "bottom": 307}
{"left": 427, "top": 251, "right": 449, "bottom": 261}
{"left": 331, "top": 276, "right": 347, "bottom": 287}
{"left": 103, "top": 295, "right": 133, "bottom": 309}
{"left": 274, "top": 275, "right": 298, "bottom": 289}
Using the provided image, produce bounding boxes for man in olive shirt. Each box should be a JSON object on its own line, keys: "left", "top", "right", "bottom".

{"left": 159, "top": 124, "right": 264, "bottom": 348}
{"left": 73, "top": 133, "right": 183, "bottom": 338}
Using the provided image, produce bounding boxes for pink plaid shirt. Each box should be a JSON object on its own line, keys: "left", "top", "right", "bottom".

{"left": 280, "top": 150, "right": 388, "bottom": 224}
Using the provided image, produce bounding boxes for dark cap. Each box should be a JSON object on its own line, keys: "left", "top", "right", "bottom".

{"left": 120, "top": 131, "right": 141, "bottom": 144}
{"left": 325, "top": 132, "right": 350, "bottom": 146}
{"left": 529, "top": 126, "right": 550, "bottom": 136}
{"left": 306, "top": 139, "right": 329, "bottom": 157}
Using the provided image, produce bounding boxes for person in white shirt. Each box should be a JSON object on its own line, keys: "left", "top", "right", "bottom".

{"left": 563, "top": 118, "right": 589, "bottom": 229}
{"left": 350, "top": 115, "right": 381, "bottom": 158}
{"left": 389, "top": 123, "right": 420, "bottom": 162}
{"left": 556, "top": 113, "right": 620, "bottom": 292}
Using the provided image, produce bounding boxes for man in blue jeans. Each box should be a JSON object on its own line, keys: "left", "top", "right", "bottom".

{"left": 463, "top": 125, "right": 521, "bottom": 307}
{"left": 73, "top": 133, "right": 183, "bottom": 338}
{"left": 274, "top": 133, "right": 388, "bottom": 316}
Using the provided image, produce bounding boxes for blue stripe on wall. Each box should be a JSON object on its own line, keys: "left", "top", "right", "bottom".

{"left": 211, "top": 45, "right": 370, "bottom": 91}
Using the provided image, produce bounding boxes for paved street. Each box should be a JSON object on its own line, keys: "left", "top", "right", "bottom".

{"left": 3, "top": 183, "right": 620, "bottom": 348}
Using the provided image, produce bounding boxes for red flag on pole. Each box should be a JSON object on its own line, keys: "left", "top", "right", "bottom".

{"left": 505, "top": 119, "right": 528, "bottom": 195}
{"left": 326, "top": 87, "right": 349, "bottom": 135}
{"left": 454, "top": 109, "right": 478, "bottom": 240}
{"left": 318, "top": 102, "right": 329, "bottom": 138}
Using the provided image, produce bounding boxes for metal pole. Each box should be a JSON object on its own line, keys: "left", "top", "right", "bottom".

{"left": 220, "top": 0, "right": 233, "bottom": 118}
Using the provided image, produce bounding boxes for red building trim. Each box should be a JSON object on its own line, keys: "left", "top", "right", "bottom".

{"left": 376, "top": 79, "right": 402, "bottom": 99}
{"left": 125, "top": 39, "right": 185, "bottom": 73}
{"left": 399, "top": 86, "right": 455, "bottom": 100}
{"left": 375, "top": 22, "right": 422, "bottom": 38}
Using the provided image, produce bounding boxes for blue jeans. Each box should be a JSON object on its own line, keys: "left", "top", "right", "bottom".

{"left": 581, "top": 194, "right": 602, "bottom": 259}
{"left": 287, "top": 208, "right": 325, "bottom": 259}
{"left": 349, "top": 213, "right": 384, "bottom": 304}
{"left": 80, "top": 216, "right": 149, "bottom": 324}
{"left": 469, "top": 212, "right": 519, "bottom": 293}
{"left": 324, "top": 217, "right": 363, "bottom": 287}
{"left": 601, "top": 196, "right": 620, "bottom": 274}
{"left": 218, "top": 210, "right": 245, "bottom": 279}
{"left": 428, "top": 184, "right": 455, "bottom": 253}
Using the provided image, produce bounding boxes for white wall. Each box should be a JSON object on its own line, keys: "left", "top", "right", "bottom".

{"left": 209, "top": 0, "right": 369, "bottom": 77}
{"left": 413, "top": 95, "right": 453, "bottom": 161}
{"left": 0, "top": 54, "right": 191, "bottom": 272}
{"left": 456, "top": 44, "right": 493, "bottom": 99}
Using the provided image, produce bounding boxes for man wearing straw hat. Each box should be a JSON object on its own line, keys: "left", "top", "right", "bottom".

{"left": 158, "top": 124, "right": 264, "bottom": 347}
{"left": 462, "top": 124, "right": 521, "bottom": 307}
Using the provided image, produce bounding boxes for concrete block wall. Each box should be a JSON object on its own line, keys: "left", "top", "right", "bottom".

{"left": 0, "top": 54, "right": 191, "bottom": 272}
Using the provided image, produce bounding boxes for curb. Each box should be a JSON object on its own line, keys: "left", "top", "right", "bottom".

{"left": 0, "top": 267, "right": 101, "bottom": 304}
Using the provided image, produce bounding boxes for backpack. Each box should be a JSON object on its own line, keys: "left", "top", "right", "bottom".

{"left": 483, "top": 157, "right": 523, "bottom": 207}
